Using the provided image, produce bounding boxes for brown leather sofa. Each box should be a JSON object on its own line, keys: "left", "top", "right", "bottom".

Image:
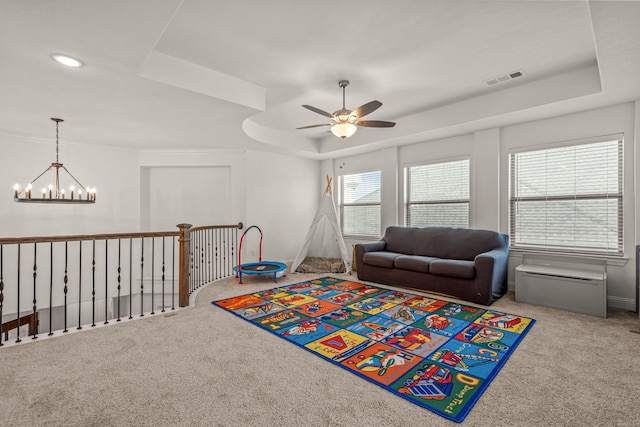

{"left": 354, "top": 226, "right": 509, "bottom": 306}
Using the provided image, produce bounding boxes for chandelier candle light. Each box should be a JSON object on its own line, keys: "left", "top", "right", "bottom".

{"left": 13, "top": 118, "right": 96, "bottom": 204}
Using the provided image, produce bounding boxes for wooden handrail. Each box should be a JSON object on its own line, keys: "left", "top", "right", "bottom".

{"left": 0, "top": 223, "right": 243, "bottom": 245}
{"left": 190, "top": 222, "right": 243, "bottom": 233}
{"left": 0, "top": 231, "right": 180, "bottom": 245}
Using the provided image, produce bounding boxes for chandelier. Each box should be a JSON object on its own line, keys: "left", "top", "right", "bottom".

{"left": 13, "top": 118, "right": 96, "bottom": 204}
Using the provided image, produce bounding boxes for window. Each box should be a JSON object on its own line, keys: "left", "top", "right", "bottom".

{"left": 338, "top": 171, "right": 381, "bottom": 237}
{"left": 509, "top": 137, "right": 623, "bottom": 255}
{"left": 405, "top": 159, "right": 470, "bottom": 228}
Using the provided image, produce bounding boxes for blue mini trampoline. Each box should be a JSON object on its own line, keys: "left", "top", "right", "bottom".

{"left": 234, "top": 225, "right": 286, "bottom": 284}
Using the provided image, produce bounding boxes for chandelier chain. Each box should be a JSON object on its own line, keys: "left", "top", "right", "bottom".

{"left": 55, "top": 119, "right": 59, "bottom": 164}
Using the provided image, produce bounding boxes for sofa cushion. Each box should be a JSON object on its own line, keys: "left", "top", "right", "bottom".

{"left": 362, "top": 251, "right": 403, "bottom": 269}
{"left": 394, "top": 255, "right": 438, "bottom": 273}
{"left": 383, "top": 226, "right": 508, "bottom": 261}
{"left": 429, "top": 259, "right": 476, "bottom": 279}
{"left": 382, "top": 226, "right": 415, "bottom": 254}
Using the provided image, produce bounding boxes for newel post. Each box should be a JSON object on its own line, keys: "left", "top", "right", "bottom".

{"left": 177, "top": 223, "right": 192, "bottom": 307}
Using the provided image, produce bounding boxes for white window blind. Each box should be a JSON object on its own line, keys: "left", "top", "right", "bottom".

{"left": 405, "top": 159, "right": 470, "bottom": 228}
{"left": 338, "top": 171, "right": 381, "bottom": 237}
{"left": 509, "top": 138, "right": 623, "bottom": 255}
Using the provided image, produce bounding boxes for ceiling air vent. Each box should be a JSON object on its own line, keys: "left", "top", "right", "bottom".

{"left": 485, "top": 69, "right": 525, "bottom": 87}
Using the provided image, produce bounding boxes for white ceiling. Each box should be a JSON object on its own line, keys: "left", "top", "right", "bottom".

{"left": 1, "top": 0, "right": 639, "bottom": 159}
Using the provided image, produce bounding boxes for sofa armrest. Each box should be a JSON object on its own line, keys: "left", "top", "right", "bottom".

{"left": 354, "top": 241, "right": 386, "bottom": 271}
{"left": 474, "top": 247, "right": 509, "bottom": 296}
{"left": 356, "top": 241, "right": 386, "bottom": 253}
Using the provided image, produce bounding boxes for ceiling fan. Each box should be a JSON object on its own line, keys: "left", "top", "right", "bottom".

{"left": 296, "top": 80, "right": 396, "bottom": 139}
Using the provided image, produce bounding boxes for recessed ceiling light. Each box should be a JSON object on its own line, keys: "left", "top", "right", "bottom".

{"left": 51, "top": 54, "right": 83, "bottom": 68}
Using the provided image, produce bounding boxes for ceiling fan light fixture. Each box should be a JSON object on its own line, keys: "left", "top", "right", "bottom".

{"left": 331, "top": 122, "right": 357, "bottom": 139}
{"left": 299, "top": 80, "right": 395, "bottom": 138}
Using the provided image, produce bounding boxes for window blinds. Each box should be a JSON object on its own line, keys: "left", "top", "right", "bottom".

{"left": 509, "top": 138, "right": 623, "bottom": 254}
{"left": 405, "top": 159, "right": 470, "bottom": 228}
{"left": 338, "top": 171, "right": 381, "bottom": 237}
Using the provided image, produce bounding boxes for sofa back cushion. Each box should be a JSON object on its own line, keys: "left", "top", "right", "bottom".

{"left": 383, "top": 226, "right": 507, "bottom": 261}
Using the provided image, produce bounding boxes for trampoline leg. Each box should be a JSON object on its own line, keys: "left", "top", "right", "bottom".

{"left": 238, "top": 272, "right": 243, "bottom": 285}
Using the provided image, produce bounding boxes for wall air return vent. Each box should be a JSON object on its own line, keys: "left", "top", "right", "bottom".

{"left": 485, "top": 69, "right": 525, "bottom": 86}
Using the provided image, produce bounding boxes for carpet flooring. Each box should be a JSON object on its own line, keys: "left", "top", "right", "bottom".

{"left": 0, "top": 272, "right": 639, "bottom": 426}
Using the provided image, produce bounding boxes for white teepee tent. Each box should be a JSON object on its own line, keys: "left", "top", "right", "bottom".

{"left": 291, "top": 176, "right": 352, "bottom": 274}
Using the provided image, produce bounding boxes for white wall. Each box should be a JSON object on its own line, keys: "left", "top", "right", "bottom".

{"left": 245, "top": 150, "right": 320, "bottom": 263}
{"left": 139, "top": 149, "right": 247, "bottom": 231}
{"left": 329, "top": 102, "right": 638, "bottom": 311}
{"left": 140, "top": 148, "right": 320, "bottom": 264}
{"left": 142, "top": 166, "right": 232, "bottom": 231}
{"left": 500, "top": 102, "right": 636, "bottom": 310}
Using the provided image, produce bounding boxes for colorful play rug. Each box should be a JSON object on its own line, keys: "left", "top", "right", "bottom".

{"left": 212, "top": 277, "right": 535, "bottom": 423}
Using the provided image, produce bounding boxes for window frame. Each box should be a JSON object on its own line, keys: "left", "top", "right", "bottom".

{"left": 403, "top": 156, "right": 471, "bottom": 228}
{"left": 508, "top": 135, "right": 624, "bottom": 256}
{"left": 337, "top": 170, "right": 382, "bottom": 238}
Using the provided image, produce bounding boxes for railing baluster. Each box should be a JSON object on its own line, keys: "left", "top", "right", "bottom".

{"left": 32, "top": 243, "right": 37, "bottom": 340}
{"left": 204, "top": 230, "right": 208, "bottom": 283}
{"left": 171, "top": 236, "right": 175, "bottom": 310}
{"left": 63, "top": 242, "right": 68, "bottom": 333}
{"left": 205, "top": 230, "right": 209, "bottom": 283}
{"left": 216, "top": 229, "right": 220, "bottom": 280}
{"left": 224, "top": 228, "right": 228, "bottom": 277}
{"left": 140, "top": 238, "right": 144, "bottom": 317}
{"left": 48, "top": 242, "right": 53, "bottom": 336}
{"left": 78, "top": 240, "right": 83, "bottom": 330}
{"left": 16, "top": 243, "right": 21, "bottom": 343}
{"left": 190, "top": 237, "right": 194, "bottom": 294}
{"left": 192, "top": 240, "right": 194, "bottom": 294}
{"left": 195, "top": 232, "right": 199, "bottom": 288}
{"left": 200, "top": 231, "right": 204, "bottom": 286}
{"left": 117, "top": 239, "right": 121, "bottom": 322}
{"left": 92, "top": 240, "right": 96, "bottom": 327}
{"left": 129, "top": 238, "right": 133, "bottom": 320}
{"left": 232, "top": 227, "right": 236, "bottom": 279}
{"left": 210, "top": 229, "right": 214, "bottom": 282}
{"left": 0, "top": 245, "right": 4, "bottom": 346}
{"left": 104, "top": 239, "right": 108, "bottom": 325}
{"left": 161, "top": 237, "right": 165, "bottom": 313}
{"left": 151, "top": 238, "right": 155, "bottom": 315}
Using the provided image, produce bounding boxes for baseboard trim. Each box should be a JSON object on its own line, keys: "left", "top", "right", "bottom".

{"left": 607, "top": 295, "right": 636, "bottom": 312}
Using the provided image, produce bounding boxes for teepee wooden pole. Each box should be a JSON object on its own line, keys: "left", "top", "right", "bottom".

{"left": 324, "top": 174, "right": 333, "bottom": 197}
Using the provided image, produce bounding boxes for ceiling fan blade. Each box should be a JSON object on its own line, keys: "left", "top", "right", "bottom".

{"left": 296, "top": 123, "right": 331, "bottom": 130}
{"left": 302, "top": 105, "right": 335, "bottom": 119}
{"left": 352, "top": 100, "right": 382, "bottom": 118}
{"left": 356, "top": 120, "right": 396, "bottom": 128}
